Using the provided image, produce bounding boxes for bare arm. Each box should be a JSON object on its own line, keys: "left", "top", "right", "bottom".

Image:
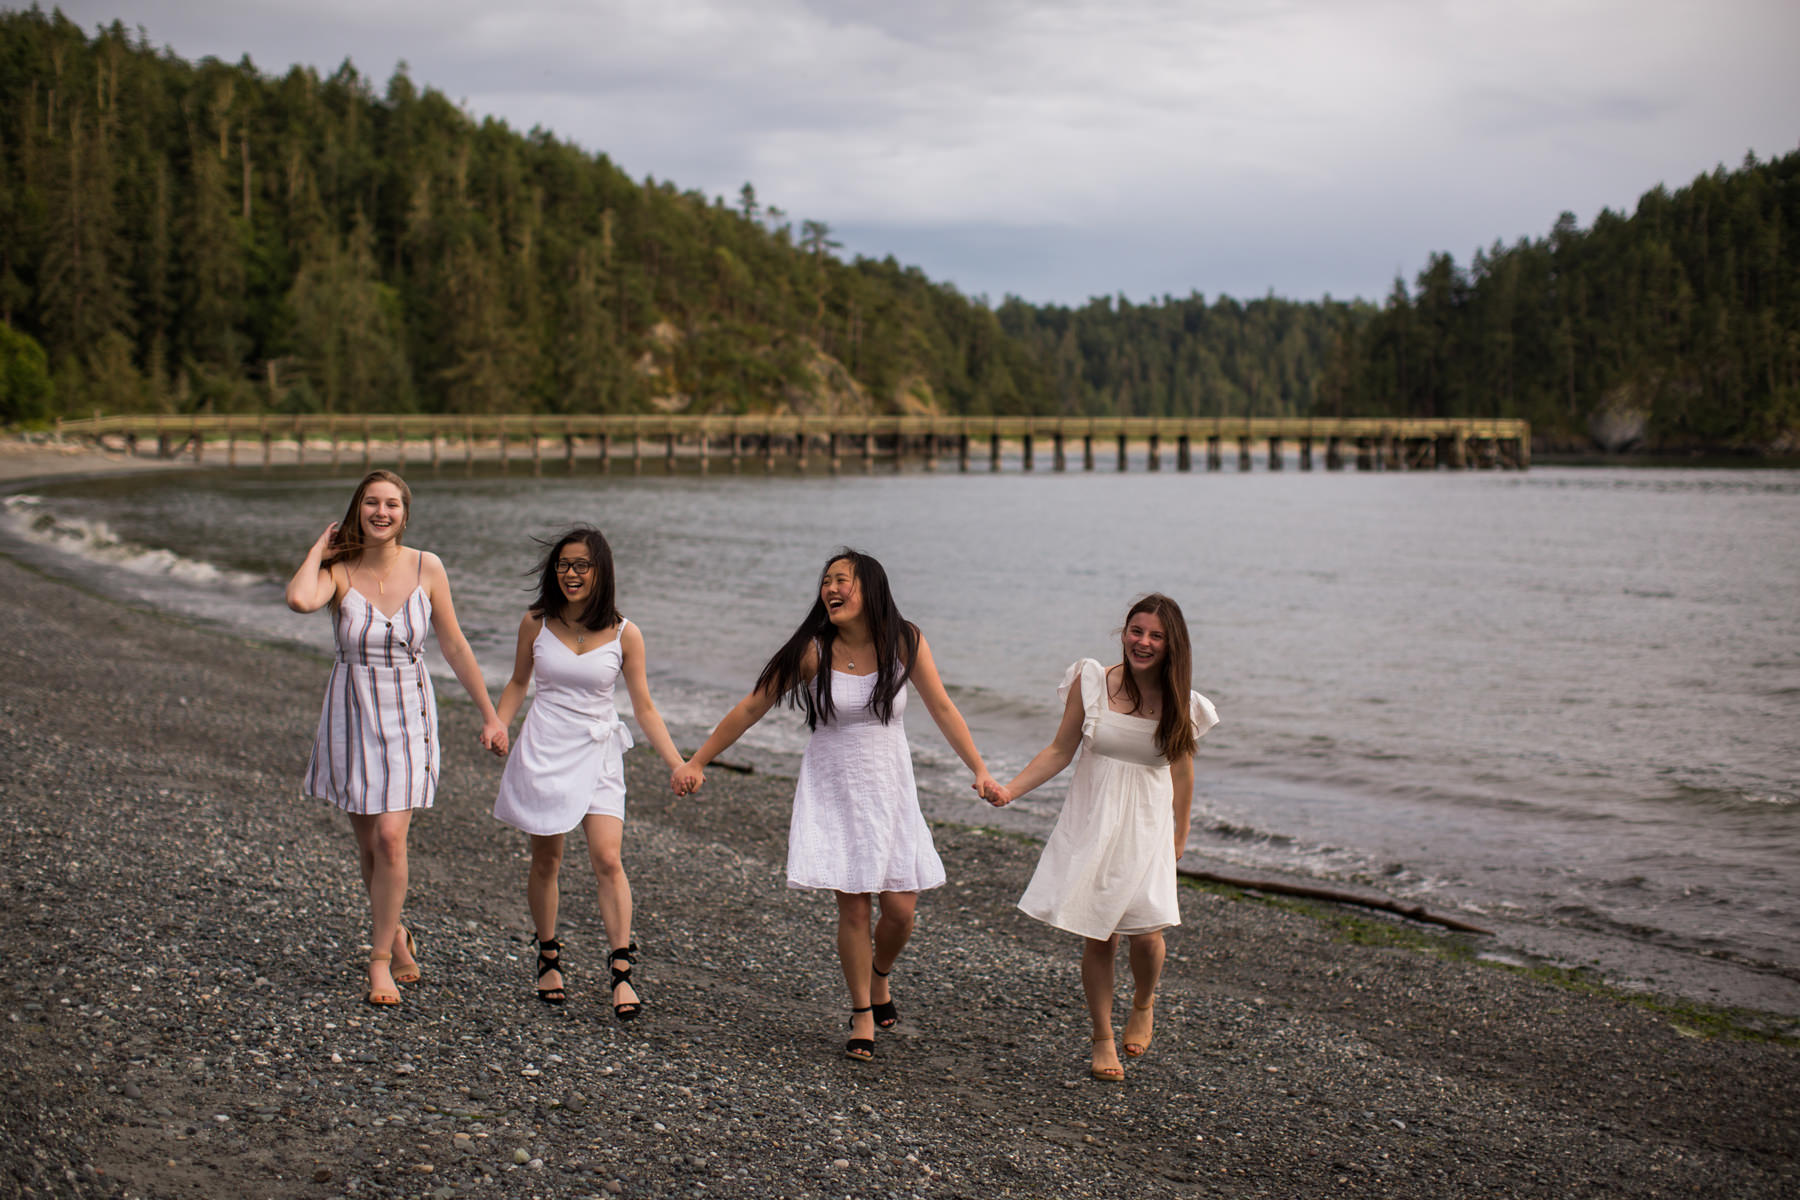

{"left": 421, "top": 551, "right": 507, "bottom": 755}
{"left": 285, "top": 522, "right": 341, "bottom": 613}
{"left": 1170, "top": 752, "right": 1195, "bottom": 863}
{"left": 907, "top": 634, "right": 999, "bottom": 799}
{"left": 494, "top": 612, "right": 539, "bottom": 730}
{"left": 672, "top": 643, "right": 817, "bottom": 795}
{"left": 988, "top": 680, "right": 1087, "bottom": 807}
{"left": 618, "top": 622, "right": 686, "bottom": 773}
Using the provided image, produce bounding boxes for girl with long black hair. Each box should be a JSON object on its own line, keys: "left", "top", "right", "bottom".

{"left": 672, "top": 549, "right": 999, "bottom": 1061}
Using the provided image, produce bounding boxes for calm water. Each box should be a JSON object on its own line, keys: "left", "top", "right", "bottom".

{"left": 5, "top": 462, "right": 1798, "bottom": 1008}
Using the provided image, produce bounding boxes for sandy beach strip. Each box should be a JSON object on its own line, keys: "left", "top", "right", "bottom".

{"left": 2, "top": 543, "right": 1797, "bottom": 1199}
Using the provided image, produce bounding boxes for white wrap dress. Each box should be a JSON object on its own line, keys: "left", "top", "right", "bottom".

{"left": 1017, "top": 658, "right": 1219, "bottom": 939}
{"left": 491, "top": 619, "right": 636, "bottom": 834}
{"left": 786, "top": 668, "right": 946, "bottom": 895}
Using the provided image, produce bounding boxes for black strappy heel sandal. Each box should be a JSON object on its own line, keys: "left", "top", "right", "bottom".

{"left": 871, "top": 964, "right": 898, "bottom": 1029}
{"left": 535, "top": 937, "right": 566, "bottom": 1006}
{"left": 845, "top": 1006, "right": 875, "bottom": 1061}
{"left": 608, "top": 943, "right": 641, "bottom": 1021}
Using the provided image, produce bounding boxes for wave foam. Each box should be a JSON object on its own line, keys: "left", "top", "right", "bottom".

{"left": 2, "top": 494, "right": 261, "bottom": 588}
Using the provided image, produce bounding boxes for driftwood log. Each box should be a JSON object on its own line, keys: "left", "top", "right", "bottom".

{"left": 709, "top": 757, "right": 755, "bottom": 774}
{"left": 1179, "top": 867, "right": 1494, "bottom": 935}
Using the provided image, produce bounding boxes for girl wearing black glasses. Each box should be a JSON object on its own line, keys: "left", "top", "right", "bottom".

{"left": 491, "top": 526, "right": 686, "bottom": 1019}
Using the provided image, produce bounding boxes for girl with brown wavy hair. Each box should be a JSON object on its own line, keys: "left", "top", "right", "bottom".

{"left": 983, "top": 593, "right": 1219, "bottom": 1081}
{"left": 286, "top": 470, "right": 508, "bottom": 1007}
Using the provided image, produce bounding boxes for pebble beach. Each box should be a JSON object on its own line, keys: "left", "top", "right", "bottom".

{"left": 2, "top": 449, "right": 1797, "bottom": 1199}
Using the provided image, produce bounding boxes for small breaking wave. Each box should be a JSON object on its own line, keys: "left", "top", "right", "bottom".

{"left": 1, "top": 494, "right": 261, "bottom": 588}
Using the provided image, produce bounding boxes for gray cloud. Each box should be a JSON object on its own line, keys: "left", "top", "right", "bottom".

{"left": 54, "top": 0, "right": 1800, "bottom": 303}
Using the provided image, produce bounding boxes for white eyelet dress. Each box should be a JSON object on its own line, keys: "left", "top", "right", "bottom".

{"left": 1017, "top": 658, "right": 1219, "bottom": 939}
{"left": 304, "top": 563, "right": 440, "bottom": 814}
{"left": 786, "top": 669, "right": 946, "bottom": 895}
{"left": 491, "top": 620, "right": 636, "bottom": 834}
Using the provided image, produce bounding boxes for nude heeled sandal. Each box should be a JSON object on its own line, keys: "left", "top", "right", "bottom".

{"left": 364, "top": 953, "right": 400, "bottom": 1007}
{"left": 1123, "top": 1000, "right": 1155, "bottom": 1058}
{"left": 392, "top": 926, "right": 421, "bottom": 985}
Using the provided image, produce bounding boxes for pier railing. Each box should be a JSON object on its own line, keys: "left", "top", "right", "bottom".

{"left": 53, "top": 413, "right": 1530, "bottom": 473}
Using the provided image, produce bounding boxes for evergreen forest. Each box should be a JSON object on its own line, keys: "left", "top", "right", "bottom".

{"left": 2, "top": 9, "right": 1796, "bottom": 451}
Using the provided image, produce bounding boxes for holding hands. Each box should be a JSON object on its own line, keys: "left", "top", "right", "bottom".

{"left": 670, "top": 760, "right": 704, "bottom": 796}
{"left": 976, "top": 776, "right": 1012, "bottom": 807}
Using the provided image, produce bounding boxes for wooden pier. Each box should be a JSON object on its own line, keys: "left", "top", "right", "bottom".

{"left": 53, "top": 414, "right": 1530, "bottom": 475}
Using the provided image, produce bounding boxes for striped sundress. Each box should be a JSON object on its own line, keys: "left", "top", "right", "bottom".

{"left": 303, "top": 553, "right": 440, "bottom": 813}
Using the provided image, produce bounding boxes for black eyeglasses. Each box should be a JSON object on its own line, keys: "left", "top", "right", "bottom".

{"left": 555, "top": 559, "right": 594, "bottom": 575}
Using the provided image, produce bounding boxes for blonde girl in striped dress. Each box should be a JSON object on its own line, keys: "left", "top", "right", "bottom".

{"left": 287, "top": 470, "right": 508, "bottom": 1007}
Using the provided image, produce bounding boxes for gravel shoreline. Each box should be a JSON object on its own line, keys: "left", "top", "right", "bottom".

{"left": 2, "top": 551, "right": 1797, "bottom": 1200}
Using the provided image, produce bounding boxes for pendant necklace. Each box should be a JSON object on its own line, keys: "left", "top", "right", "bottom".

{"left": 365, "top": 555, "right": 397, "bottom": 596}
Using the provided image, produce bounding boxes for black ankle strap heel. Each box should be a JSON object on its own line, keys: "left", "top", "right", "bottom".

{"left": 535, "top": 937, "right": 565, "bottom": 1006}
{"left": 870, "top": 963, "right": 898, "bottom": 1029}
{"left": 845, "top": 1006, "right": 875, "bottom": 1061}
{"left": 608, "top": 942, "right": 641, "bottom": 1021}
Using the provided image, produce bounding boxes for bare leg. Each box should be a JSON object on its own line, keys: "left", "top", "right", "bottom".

{"left": 584, "top": 815, "right": 635, "bottom": 1010}
{"left": 528, "top": 834, "right": 565, "bottom": 995}
{"left": 836, "top": 892, "right": 876, "bottom": 1047}
{"left": 348, "top": 810, "right": 412, "bottom": 1000}
{"left": 1122, "top": 930, "right": 1166, "bottom": 1057}
{"left": 869, "top": 890, "right": 918, "bottom": 1021}
{"left": 349, "top": 815, "right": 419, "bottom": 979}
{"left": 1082, "top": 934, "right": 1123, "bottom": 1079}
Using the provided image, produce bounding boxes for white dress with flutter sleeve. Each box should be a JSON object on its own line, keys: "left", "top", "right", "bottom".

{"left": 1017, "top": 658, "right": 1219, "bottom": 939}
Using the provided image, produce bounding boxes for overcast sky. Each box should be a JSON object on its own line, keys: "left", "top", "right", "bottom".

{"left": 53, "top": 0, "right": 1800, "bottom": 307}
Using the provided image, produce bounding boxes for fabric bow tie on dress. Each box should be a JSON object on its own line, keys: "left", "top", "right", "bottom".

{"left": 588, "top": 715, "right": 635, "bottom": 752}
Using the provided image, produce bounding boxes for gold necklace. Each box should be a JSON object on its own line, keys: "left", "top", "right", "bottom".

{"left": 362, "top": 553, "right": 400, "bottom": 596}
